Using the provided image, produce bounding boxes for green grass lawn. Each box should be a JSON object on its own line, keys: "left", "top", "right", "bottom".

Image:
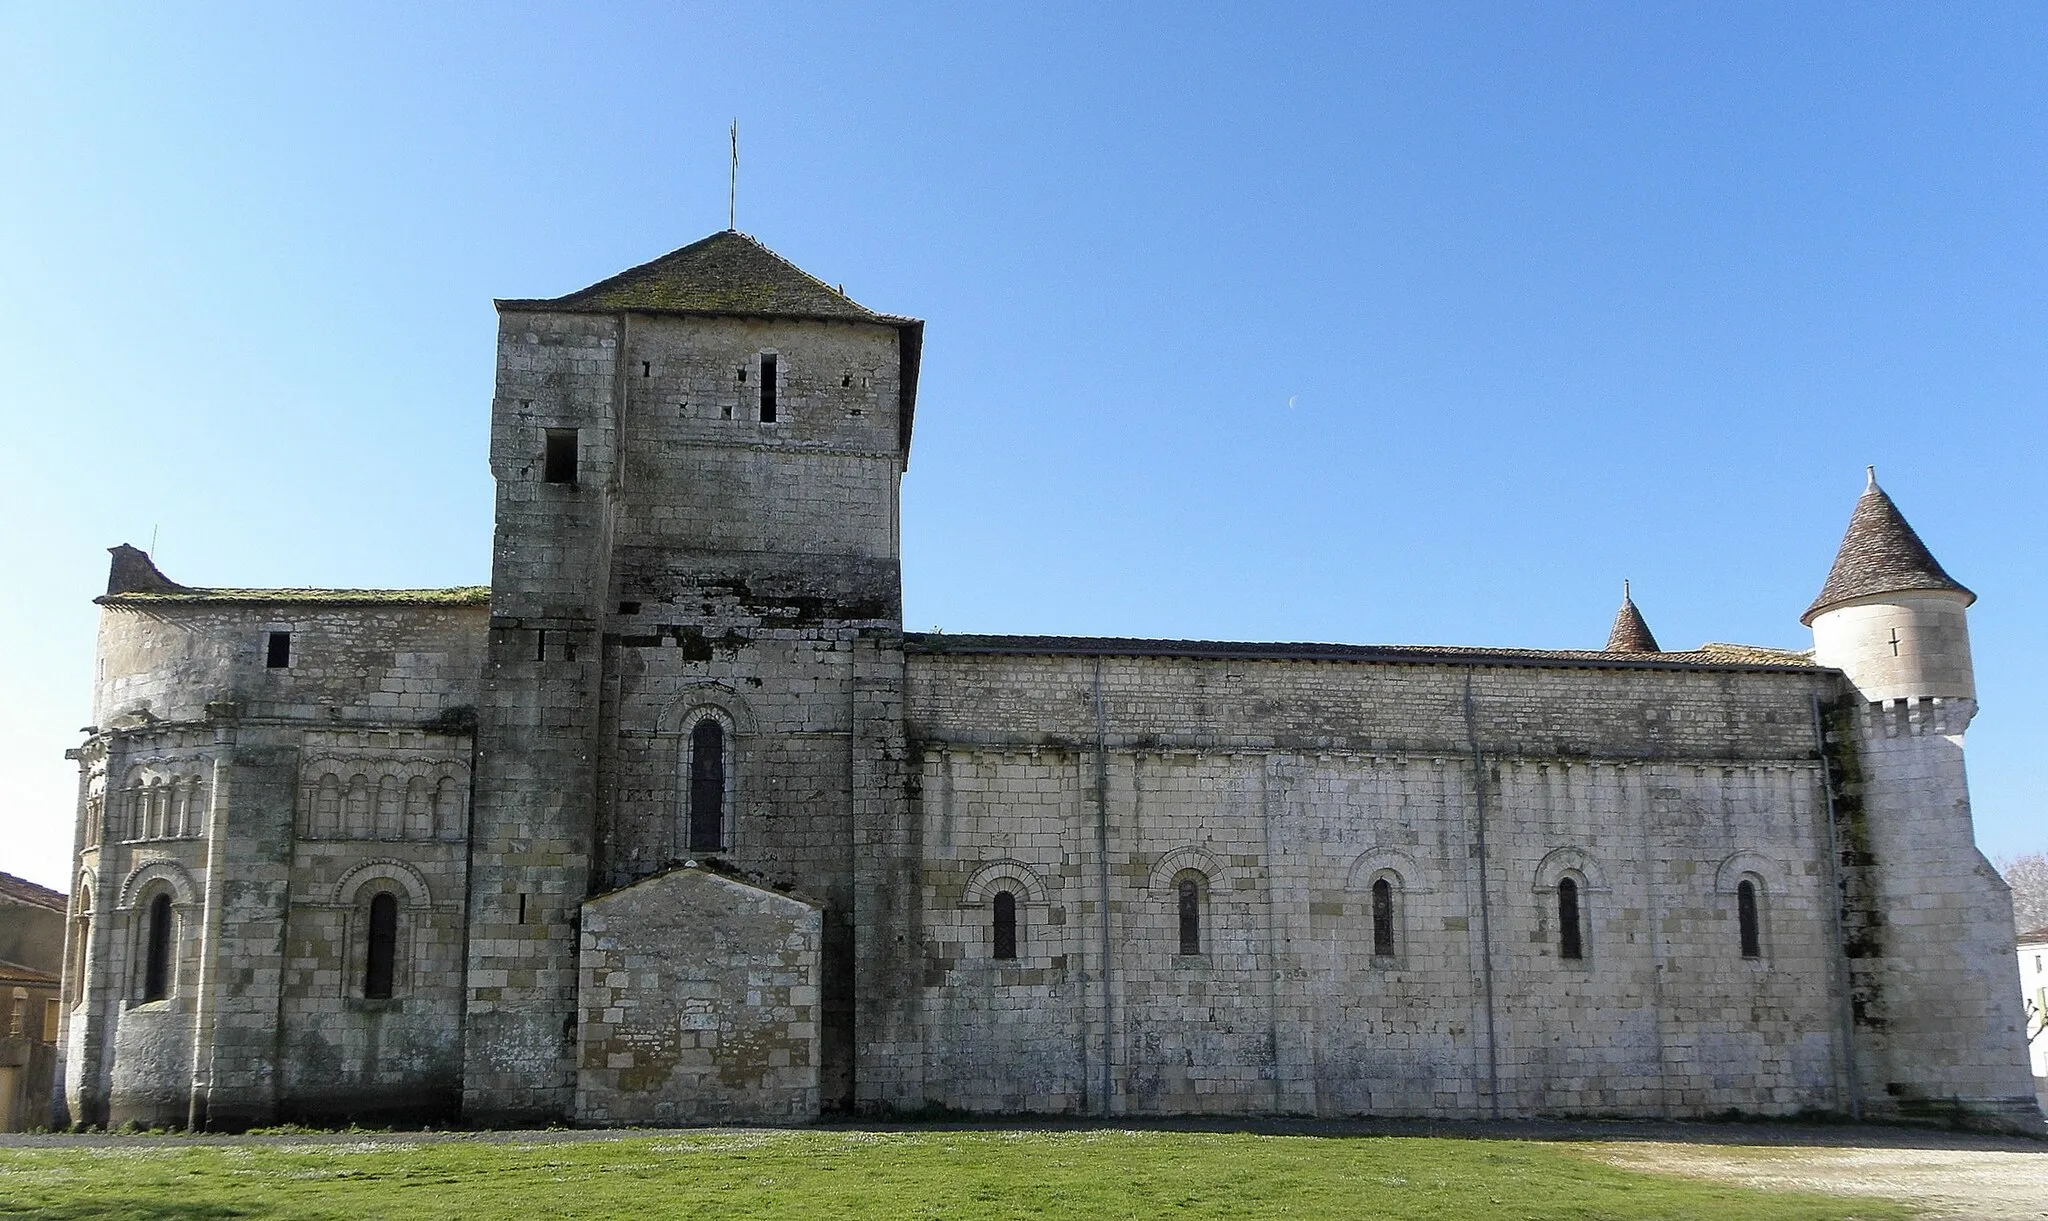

{"left": 0, "top": 1128, "right": 1913, "bottom": 1221}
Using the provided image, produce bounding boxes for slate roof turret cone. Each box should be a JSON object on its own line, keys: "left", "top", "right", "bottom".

{"left": 1801, "top": 467, "right": 1974, "bottom": 626}
{"left": 1605, "top": 581, "right": 1661, "bottom": 654}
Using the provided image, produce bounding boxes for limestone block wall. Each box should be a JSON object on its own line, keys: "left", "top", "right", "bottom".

{"left": 1831, "top": 697, "right": 2038, "bottom": 1120}
{"left": 608, "top": 314, "right": 905, "bottom": 558}
{"left": 576, "top": 866, "right": 822, "bottom": 1125}
{"left": 905, "top": 646, "right": 1850, "bottom": 1119}
{"left": 468, "top": 310, "right": 621, "bottom": 1122}
{"left": 276, "top": 729, "right": 472, "bottom": 1123}
{"left": 93, "top": 603, "right": 487, "bottom": 728}
{"left": 69, "top": 598, "right": 483, "bottom": 1128}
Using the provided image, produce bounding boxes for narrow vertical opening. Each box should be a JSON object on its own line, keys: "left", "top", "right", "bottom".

{"left": 1558, "top": 877, "right": 1583, "bottom": 961}
{"left": 364, "top": 892, "right": 398, "bottom": 1000}
{"left": 992, "top": 890, "right": 1018, "bottom": 960}
{"left": 1177, "top": 875, "right": 1202, "bottom": 956}
{"left": 689, "top": 718, "right": 726, "bottom": 852}
{"left": 265, "top": 631, "right": 291, "bottom": 669}
{"left": 543, "top": 428, "right": 579, "bottom": 484}
{"left": 516, "top": 893, "right": 528, "bottom": 925}
{"left": 1371, "top": 877, "right": 1395, "bottom": 958}
{"left": 143, "top": 893, "right": 172, "bottom": 1001}
{"left": 1737, "top": 880, "right": 1761, "bottom": 959}
{"left": 759, "top": 353, "right": 778, "bottom": 422}
{"left": 69, "top": 895, "right": 90, "bottom": 1008}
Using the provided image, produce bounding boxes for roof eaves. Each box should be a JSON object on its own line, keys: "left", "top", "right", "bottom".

{"left": 98, "top": 587, "right": 492, "bottom": 608}
{"left": 903, "top": 634, "right": 1827, "bottom": 675}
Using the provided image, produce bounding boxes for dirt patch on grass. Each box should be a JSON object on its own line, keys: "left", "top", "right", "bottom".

{"left": 1590, "top": 1141, "right": 2048, "bottom": 1220}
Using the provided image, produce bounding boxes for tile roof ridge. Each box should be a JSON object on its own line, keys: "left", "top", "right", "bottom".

{"left": 0, "top": 870, "right": 69, "bottom": 911}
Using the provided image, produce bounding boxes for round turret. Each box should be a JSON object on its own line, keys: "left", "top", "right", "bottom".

{"left": 1803, "top": 469, "right": 1976, "bottom": 703}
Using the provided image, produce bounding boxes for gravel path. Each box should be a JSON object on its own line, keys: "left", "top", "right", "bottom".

{"left": 1589, "top": 1140, "right": 2048, "bottom": 1220}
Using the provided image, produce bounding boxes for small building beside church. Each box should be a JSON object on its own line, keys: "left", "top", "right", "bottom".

{"left": 1, "top": 871, "right": 67, "bottom": 1131}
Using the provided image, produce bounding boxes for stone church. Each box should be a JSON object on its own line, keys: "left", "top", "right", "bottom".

{"left": 56, "top": 231, "right": 2040, "bottom": 1130}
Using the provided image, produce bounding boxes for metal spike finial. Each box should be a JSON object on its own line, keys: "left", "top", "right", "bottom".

{"left": 728, "top": 120, "right": 739, "bottom": 231}
{"left": 1622, "top": 578, "right": 1632, "bottom": 602}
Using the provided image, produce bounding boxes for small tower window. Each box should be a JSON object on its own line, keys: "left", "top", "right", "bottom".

{"left": 1177, "top": 874, "right": 1203, "bottom": 956}
{"left": 992, "top": 890, "right": 1018, "bottom": 960}
{"left": 543, "top": 428, "right": 579, "bottom": 484}
{"left": 1737, "top": 879, "right": 1762, "bottom": 959}
{"left": 364, "top": 892, "right": 398, "bottom": 1000}
{"left": 688, "top": 718, "right": 726, "bottom": 852}
{"left": 1371, "top": 877, "right": 1396, "bottom": 958}
{"left": 759, "top": 353, "right": 778, "bottom": 422}
{"left": 143, "top": 893, "right": 173, "bottom": 1001}
{"left": 265, "top": 631, "right": 291, "bottom": 669}
{"left": 1558, "top": 877, "right": 1584, "bottom": 961}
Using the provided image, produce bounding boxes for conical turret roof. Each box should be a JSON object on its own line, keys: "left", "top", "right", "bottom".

{"left": 497, "top": 230, "right": 905, "bottom": 323}
{"left": 1605, "top": 581, "right": 1661, "bottom": 653}
{"left": 1801, "top": 469, "right": 1974, "bottom": 625}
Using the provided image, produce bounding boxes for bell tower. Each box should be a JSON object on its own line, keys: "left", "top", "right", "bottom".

{"left": 462, "top": 232, "right": 924, "bottom": 1121}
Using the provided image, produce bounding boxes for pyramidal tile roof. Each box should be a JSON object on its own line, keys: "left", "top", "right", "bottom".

{"left": 498, "top": 230, "right": 904, "bottom": 323}
{"left": 1802, "top": 469, "right": 1974, "bottom": 625}
{"left": 1605, "top": 582, "right": 1661, "bottom": 653}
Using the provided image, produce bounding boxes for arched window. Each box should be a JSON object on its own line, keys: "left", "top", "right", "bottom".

{"left": 405, "top": 776, "right": 434, "bottom": 840}
{"left": 364, "top": 892, "right": 398, "bottom": 1000}
{"left": 314, "top": 775, "right": 342, "bottom": 838}
{"left": 345, "top": 775, "right": 372, "bottom": 839}
{"left": 434, "top": 776, "right": 465, "bottom": 840}
{"left": 1737, "top": 879, "right": 1761, "bottom": 959}
{"left": 688, "top": 718, "right": 726, "bottom": 852}
{"left": 992, "top": 890, "right": 1018, "bottom": 960}
{"left": 376, "top": 775, "right": 403, "bottom": 839}
{"left": 1371, "top": 878, "right": 1396, "bottom": 958}
{"left": 142, "top": 893, "right": 173, "bottom": 1001}
{"left": 1177, "top": 874, "right": 1203, "bottom": 956}
{"left": 1558, "top": 877, "right": 1583, "bottom": 961}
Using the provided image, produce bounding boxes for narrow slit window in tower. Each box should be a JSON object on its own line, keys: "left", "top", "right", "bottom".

{"left": 1177, "top": 875, "right": 1202, "bottom": 956}
{"left": 759, "top": 353, "right": 778, "bottom": 422}
{"left": 143, "top": 893, "right": 172, "bottom": 1001}
{"left": 266, "top": 631, "right": 291, "bottom": 669}
{"left": 992, "top": 890, "right": 1017, "bottom": 960}
{"left": 1737, "top": 880, "right": 1761, "bottom": 959}
{"left": 1558, "top": 877, "right": 1583, "bottom": 961}
{"left": 543, "top": 428, "right": 579, "bottom": 484}
{"left": 1371, "top": 878, "right": 1396, "bottom": 957}
{"left": 364, "top": 892, "right": 398, "bottom": 999}
{"left": 689, "top": 718, "right": 726, "bottom": 852}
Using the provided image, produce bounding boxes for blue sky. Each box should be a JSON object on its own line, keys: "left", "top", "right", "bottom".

{"left": 2, "top": 3, "right": 2042, "bottom": 891}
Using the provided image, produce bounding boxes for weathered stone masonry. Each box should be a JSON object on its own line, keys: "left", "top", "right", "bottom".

{"left": 56, "top": 233, "right": 2041, "bottom": 1129}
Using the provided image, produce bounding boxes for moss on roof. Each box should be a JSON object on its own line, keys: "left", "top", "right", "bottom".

{"left": 100, "top": 586, "right": 490, "bottom": 608}
{"left": 905, "top": 633, "right": 1821, "bottom": 673}
{"left": 498, "top": 230, "right": 901, "bottom": 322}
